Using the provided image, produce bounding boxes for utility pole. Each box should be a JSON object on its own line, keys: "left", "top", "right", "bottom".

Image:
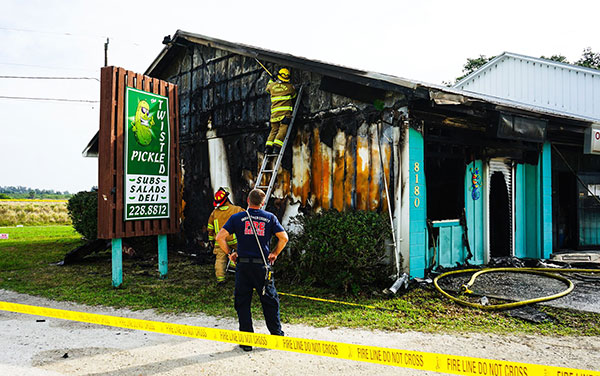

{"left": 104, "top": 38, "right": 109, "bottom": 67}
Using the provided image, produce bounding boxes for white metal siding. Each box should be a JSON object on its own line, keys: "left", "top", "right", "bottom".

{"left": 456, "top": 54, "right": 600, "bottom": 121}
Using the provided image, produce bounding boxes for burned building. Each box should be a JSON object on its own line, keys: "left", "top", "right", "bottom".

{"left": 87, "top": 31, "right": 599, "bottom": 278}
{"left": 145, "top": 32, "right": 408, "bottom": 269}
{"left": 455, "top": 52, "right": 600, "bottom": 255}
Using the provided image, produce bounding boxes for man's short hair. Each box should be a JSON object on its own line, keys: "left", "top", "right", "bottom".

{"left": 248, "top": 189, "right": 266, "bottom": 206}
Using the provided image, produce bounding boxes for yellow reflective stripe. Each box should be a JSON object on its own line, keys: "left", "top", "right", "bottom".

{"left": 274, "top": 139, "right": 284, "bottom": 146}
{"left": 271, "top": 95, "right": 292, "bottom": 101}
{"left": 271, "top": 106, "right": 293, "bottom": 113}
{"left": 232, "top": 233, "right": 237, "bottom": 240}
{"left": 218, "top": 206, "right": 229, "bottom": 211}
{"left": 265, "top": 141, "right": 274, "bottom": 146}
{"left": 214, "top": 219, "right": 219, "bottom": 233}
{"left": 208, "top": 236, "right": 215, "bottom": 240}
{"left": 271, "top": 115, "right": 285, "bottom": 122}
{"left": 207, "top": 224, "right": 214, "bottom": 229}
{"left": 227, "top": 240, "right": 237, "bottom": 245}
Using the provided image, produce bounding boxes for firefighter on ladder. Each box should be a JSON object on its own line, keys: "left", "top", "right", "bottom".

{"left": 207, "top": 187, "right": 244, "bottom": 284}
{"left": 264, "top": 68, "right": 296, "bottom": 155}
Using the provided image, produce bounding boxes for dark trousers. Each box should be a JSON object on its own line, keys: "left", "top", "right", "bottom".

{"left": 234, "top": 262, "right": 284, "bottom": 336}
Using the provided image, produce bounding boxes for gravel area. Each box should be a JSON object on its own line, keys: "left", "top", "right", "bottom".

{"left": 1, "top": 289, "right": 599, "bottom": 375}
{"left": 436, "top": 271, "right": 600, "bottom": 313}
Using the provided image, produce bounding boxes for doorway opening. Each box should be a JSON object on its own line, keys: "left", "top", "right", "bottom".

{"left": 557, "top": 171, "right": 578, "bottom": 249}
{"left": 489, "top": 171, "right": 511, "bottom": 258}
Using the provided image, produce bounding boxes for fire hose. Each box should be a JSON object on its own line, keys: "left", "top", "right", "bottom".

{"left": 433, "top": 267, "right": 600, "bottom": 310}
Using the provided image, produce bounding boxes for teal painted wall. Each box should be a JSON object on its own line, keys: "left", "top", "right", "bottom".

{"left": 540, "top": 142, "right": 553, "bottom": 258}
{"left": 409, "top": 128, "right": 427, "bottom": 277}
{"left": 514, "top": 142, "right": 553, "bottom": 259}
{"left": 515, "top": 163, "right": 539, "bottom": 258}
{"left": 464, "top": 160, "right": 485, "bottom": 264}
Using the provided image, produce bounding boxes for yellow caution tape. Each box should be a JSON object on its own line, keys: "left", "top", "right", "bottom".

{"left": 279, "top": 292, "right": 394, "bottom": 311}
{"left": 1, "top": 301, "right": 598, "bottom": 376}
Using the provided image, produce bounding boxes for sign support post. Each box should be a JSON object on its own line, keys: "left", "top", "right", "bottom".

{"left": 112, "top": 238, "right": 123, "bottom": 288}
{"left": 158, "top": 235, "right": 168, "bottom": 278}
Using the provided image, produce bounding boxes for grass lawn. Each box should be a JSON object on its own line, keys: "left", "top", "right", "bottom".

{"left": 1, "top": 225, "right": 599, "bottom": 336}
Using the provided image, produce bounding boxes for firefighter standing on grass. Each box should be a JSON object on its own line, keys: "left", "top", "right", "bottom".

{"left": 215, "top": 188, "right": 288, "bottom": 352}
{"left": 264, "top": 68, "right": 296, "bottom": 155}
{"left": 207, "top": 187, "right": 244, "bottom": 284}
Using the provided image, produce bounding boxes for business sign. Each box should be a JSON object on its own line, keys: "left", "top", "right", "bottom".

{"left": 584, "top": 125, "right": 600, "bottom": 155}
{"left": 124, "top": 87, "right": 170, "bottom": 220}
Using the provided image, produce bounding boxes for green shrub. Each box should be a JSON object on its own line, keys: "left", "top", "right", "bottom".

{"left": 65, "top": 190, "right": 162, "bottom": 257}
{"left": 0, "top": 193, "right": 11, "bottom": 199}
{"left": 67, "top": 191, "right": 98, "bottom": 240}
{"left": 278, "top": 210, "right": 394, "bottom": 293}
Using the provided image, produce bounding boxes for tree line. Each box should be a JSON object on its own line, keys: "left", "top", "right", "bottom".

{"left": 0, "top": 186, "right": 72, "bottom": 199}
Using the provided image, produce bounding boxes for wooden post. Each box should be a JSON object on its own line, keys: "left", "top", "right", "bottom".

{"left": 112, "top": 238, "right": 123, "bottom": 288}
{"left": 158, "top": 234, "right": 168, "bottom": 279}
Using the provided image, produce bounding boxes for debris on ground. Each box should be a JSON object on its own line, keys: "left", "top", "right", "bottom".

{"left": 552, "top": 251, "right": 600, "bottom": 265}
{"left": 61, "top": 239, "right": 110, "bottom": 265}
{"left": 507, "top": 305, "right": 554, "bottom": 323}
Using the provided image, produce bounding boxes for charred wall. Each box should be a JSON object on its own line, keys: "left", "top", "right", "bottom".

{"left": 158, "top": 43, "right": 406, "bottom": 248}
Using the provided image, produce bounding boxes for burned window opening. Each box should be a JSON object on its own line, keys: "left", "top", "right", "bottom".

{"left": 552, "top": 144, "right": 600, "bottom": 250}
{"left": 425, "top": 153, "right": 465, "bottom": 222}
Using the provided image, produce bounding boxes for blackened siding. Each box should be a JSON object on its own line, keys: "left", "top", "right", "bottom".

{"left": 158, "top": 44, "right": 405, "bottom": 249}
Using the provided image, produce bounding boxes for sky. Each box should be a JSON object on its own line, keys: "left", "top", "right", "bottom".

{"left": 1, "top": 0, "right": 599, "bottom": 193}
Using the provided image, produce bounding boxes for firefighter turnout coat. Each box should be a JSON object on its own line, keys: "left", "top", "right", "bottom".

{"left": 207, "top": 205, "right": 244, "bottom": 251}
{"left": 266, "top": 79, "right": 296, "bottom": 123}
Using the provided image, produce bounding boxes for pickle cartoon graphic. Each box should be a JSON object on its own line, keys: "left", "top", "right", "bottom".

{"left": 131, "top": 100, "right": 155, "bottom": 146}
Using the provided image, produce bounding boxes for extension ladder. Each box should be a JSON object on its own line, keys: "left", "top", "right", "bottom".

{"left": 254, "top": 85, "right": 304, "bottom": 209}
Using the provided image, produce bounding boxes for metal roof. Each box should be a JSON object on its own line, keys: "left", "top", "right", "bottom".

{"left": 145, "top": 31, "right": 598, "bottom": 128}
{"left": 454, "top": 52, "right": 600, "bottom": 121}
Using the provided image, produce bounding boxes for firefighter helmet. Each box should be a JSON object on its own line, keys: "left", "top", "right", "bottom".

{"left": 277, "top": 68, "right": 290, "bottom": 82}
{"left": 213, "top": 187, "right": 230, "bottom": 207}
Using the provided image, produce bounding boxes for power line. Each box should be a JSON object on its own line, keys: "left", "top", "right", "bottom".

{"left": 0, "top": 26, "right": 106, "bottom": 39}
{"left": 0, "top": 61, "right": 97, "bottom": 72}
{"left": 0, "top": 75, "right": 99, "bottom": 81}
{"left": 0, "top": 95, "right": 99, "bottom": 103}
{"left": 0, "top": 27, "right": 147, "bottom": 47}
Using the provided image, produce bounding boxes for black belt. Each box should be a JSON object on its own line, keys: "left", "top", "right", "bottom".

{"left": 237, "top": 257, "right": 265, "bottom": 264}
